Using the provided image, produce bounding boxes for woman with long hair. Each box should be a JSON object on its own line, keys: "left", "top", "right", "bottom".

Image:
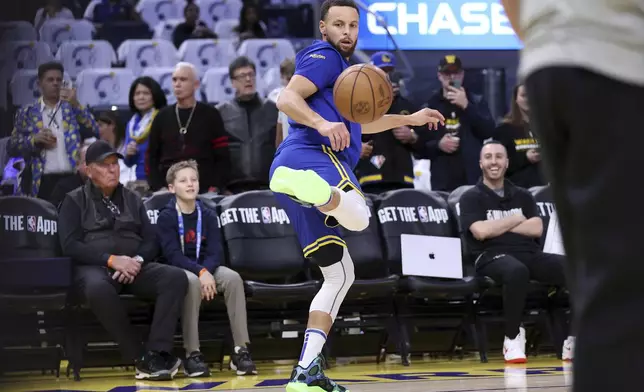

{"left": 233, "top": 4, "right": 267, "bottom": 42}
{"left": 496, "top": 84, "right": 545, "bottom": 188}
{"left": 123, "top": 77, "right": 167, "bottom": 182}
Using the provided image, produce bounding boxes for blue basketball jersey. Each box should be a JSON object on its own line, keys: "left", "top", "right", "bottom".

{"left": 277, "top": 40, "right": 362, "bottom": 169}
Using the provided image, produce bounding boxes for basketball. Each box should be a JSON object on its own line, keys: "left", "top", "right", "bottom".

{"left": 333, "top": 63, "right": 394, "bottom": 124}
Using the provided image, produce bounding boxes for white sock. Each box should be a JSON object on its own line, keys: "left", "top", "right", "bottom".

{"left": 298, "top": 328, "right": 327, "bottom": 368}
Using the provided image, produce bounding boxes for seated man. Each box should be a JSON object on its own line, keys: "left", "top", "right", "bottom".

{"left": 156, "top": 160, "right": 257, "bottom": 376}
{"left": 458, "top": 140, "right": 574, "bottom": 363}
{"left": 58, "top": 140, "right": 188, "bottom": 381}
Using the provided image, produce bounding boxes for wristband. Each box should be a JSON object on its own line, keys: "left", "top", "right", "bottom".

{"left": 199, "top": 268, "right": 208, "bottom": 277}
{"left": 107, "top": 255, "right": 115, "bottom": 268}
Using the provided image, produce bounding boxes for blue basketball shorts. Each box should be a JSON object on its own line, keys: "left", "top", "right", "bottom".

{"left": 269, "top": 144, "right": 364, "bottom": 257}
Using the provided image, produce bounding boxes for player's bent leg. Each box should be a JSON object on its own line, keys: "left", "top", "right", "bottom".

{"left": 286, "top": 245, "right": 355, "bottom": 392}
{"left": 318, "top": 188, "right": 369, "bottom": 232}
{"left": 270, "top": 166, "right": 333, "bottom": 206}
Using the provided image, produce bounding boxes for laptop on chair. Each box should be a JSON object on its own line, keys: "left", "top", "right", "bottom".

{"left": 400, "top": 234, "right": 463, "bottom": 279}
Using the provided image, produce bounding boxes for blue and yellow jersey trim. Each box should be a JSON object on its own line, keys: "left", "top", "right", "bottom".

{"left": 303, "top": 235, "right": 347, "bottom": 257}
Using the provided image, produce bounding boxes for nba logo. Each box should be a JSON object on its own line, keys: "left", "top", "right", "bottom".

{"left": 417, "top": 207, "right": 429, "bottom": 223}
{"left": 261, "top": 207, "right": 271, "bottom": 224}
{"left": 27, "top": 215, "right": 37, "bottom": 232}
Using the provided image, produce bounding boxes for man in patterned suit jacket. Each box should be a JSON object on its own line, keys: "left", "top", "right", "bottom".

{"left": 8, "top": 61, "right": 99, "bottom": 202}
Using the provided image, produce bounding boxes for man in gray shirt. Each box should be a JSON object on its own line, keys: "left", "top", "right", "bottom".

{"left": 502, "top": 1, "right": 644, "bottom": 391}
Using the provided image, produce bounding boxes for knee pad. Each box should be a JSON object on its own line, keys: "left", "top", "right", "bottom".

{"left": 326, "top": 189, "right": 369, "bottom": 232}
{"left": 308, "top": 243, "right": 344, "bottom": 267}
{"left": 309, "top": 247, "right": 355, "bottom": 321}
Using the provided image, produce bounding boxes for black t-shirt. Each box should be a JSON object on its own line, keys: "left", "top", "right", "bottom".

{"left": 458, "top": 180, "right": 541, "bottom": 258}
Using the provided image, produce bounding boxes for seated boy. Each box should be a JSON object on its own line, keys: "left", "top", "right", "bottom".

{"left": 156, "top": 160, "right": 257, "bottom": 376}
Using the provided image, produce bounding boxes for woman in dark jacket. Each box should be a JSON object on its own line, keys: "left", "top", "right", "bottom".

{"left": 496, "top": 84, "right": 545, "bottom": 189}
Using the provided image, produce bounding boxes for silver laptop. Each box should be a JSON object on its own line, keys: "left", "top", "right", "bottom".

{"left": 400, "top": 234, "right": 463, "bottom": 279}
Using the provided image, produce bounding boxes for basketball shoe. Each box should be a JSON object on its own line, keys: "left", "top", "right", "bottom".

{"left": 285, "top": 354, "right": 349, "bottom": 392}
{"left": 562, "top": 336, "right": 575, "bottom": 361}
{"left": 504, "top": 328, "right": 527, "bottom": 364}
{"left": 270, "top": 167, "right": 332, "bottom": 206}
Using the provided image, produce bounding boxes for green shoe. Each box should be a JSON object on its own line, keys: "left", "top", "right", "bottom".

{"left": 270, "top": 166, "right": 332, "bottom": 206}
{"left": 285, "top": 354, "right": 349, "bottom": 392}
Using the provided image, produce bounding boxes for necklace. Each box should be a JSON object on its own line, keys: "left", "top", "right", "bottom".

{"left": 175, "top": 102, "right": 197, "bottom": 135}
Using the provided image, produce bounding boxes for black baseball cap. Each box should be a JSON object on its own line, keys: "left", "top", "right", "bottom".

{"left": 85, "top": 140, "right": 124, "bottom": 164}
{"left": 438, "top": 54, "right": 463, "bottom": 73}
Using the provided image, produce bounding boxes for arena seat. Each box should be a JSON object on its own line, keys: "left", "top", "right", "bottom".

{"left": 339, "top": 195, "right": 398, "bottom": 300}
{"left": 39, "top": 19, "right": 95, "bottom": 55}
{"left": 95, "top": 21, "right": 154, "bottom": 51}
{"left": 377, "top": 189, "right": 482, "bottom": 364}
{"left": 152, "top": 18, "right": 184, "bottom": 42}
{"left": 3, "top": 41, "right": 54, "bottom": 73}
{"left": 530, "top": 185, "right": 553, "bottom": 249}
{"left": 0, "top": 196, "right": 71, "bottom": 375}
{"left": 262, "top": 67, "right": 281, "bottom": 96}
{"left": 0, "top": 21, "right": 38, "bottom": 41}
{"left": 135, "top": 0, "right": 183, "bottom": 30}
{"left": 237, "top": 38, "right": 296, "bottom": 77}
{"left": 55, "top": 40, "right": 117, "bottom": 79}
{"left": 196, "top": 0, "right": 243, "bottom": 29}
{"left": 202, "top": 67, "right": 235, "bottom": 103}
{"left": 76, "top": 68, "right": 135, "bottom": 107}
{"left": 117, "top": 39, "right": 178, "bottom": 76}
{"left": 178, "top": 38, "right": 237, "bottom": 76}
{"left": 10, "top": 70, "right": 72, "bottom": 107}
{"left": 213, "top": 18, "right": 240, "bottom": 39}
{"left": 217, "top": 190, "right": 318, "bottom": 301}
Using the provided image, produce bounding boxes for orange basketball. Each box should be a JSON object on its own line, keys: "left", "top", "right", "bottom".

{"left": 333, "top": 63, "right": 394, "bottom": 124}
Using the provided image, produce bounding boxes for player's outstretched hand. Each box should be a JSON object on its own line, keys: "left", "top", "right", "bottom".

{"left": 318, "top": 121, "right": 350, "bottom": 151}
{"left": 407, "top": 108, "right": 445, "bottom": 130}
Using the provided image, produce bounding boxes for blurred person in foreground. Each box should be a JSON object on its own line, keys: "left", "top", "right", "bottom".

{"left": 502, "top": 0, "right": 644, "bottom": 390}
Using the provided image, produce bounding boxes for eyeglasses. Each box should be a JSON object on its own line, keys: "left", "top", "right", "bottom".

{"left": 232, "top": 72, "right": 256, "bottom": 81}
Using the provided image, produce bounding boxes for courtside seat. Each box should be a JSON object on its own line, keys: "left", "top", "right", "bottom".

{"left": 378, "top": 189, "right": 478, "bottom": 298}
{"left": 143, "top": 190, "right": 218, "bottom": 225}
{"left": 0, "top": 197, "right": 71, "bottom": 311}
{"left": 339, "top": 195, "right": 398, "bottom": 300}
{"left": 0, "top": 196, "right": 70, "bottom": 374}
{"left": 218, "top": 190, "right": 319, "bottom": 302}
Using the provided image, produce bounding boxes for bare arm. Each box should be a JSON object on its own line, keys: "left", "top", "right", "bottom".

{"left": 510, "top": 217, "right": 543, "bottom": 238}
{"left": 501, "top": 0, "right": 523, "bottom": 41}
{"left": 361, "top": 114, "right": 408, "bottom": 134}
{"left": 276, "top": 76, "right": 326, "bottom": 130}
{"left": 469, "top": 214, "right": 525, "bottom": 241}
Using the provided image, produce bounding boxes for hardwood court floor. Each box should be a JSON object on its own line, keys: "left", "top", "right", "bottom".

{"left": 0, "top": 356, "right": 572, "bottom": 392}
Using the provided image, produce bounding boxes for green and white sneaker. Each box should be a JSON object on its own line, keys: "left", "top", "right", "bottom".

{"left": 270, "top": 167, "right": 332, "bottom": 206}
{"left": 285, "top": 354, "right": 349, "bottom": 392}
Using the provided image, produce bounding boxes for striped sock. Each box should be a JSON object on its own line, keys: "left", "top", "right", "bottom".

{"left": 298, "top": 328, "right": 327, "bottom": 368}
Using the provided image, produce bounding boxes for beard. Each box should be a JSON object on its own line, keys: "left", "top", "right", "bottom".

{"left": 329, "top": 38, "right": 357, "bottom": 58}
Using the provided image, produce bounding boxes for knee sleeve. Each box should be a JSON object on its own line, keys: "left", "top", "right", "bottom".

{"left": 324, "top": 189, "right": 369, "bottom": 232}
{"left": 309, "top": 243, "right": 345, "bottom": 268}
{"left": 309, "top": 247, "right": 355, "bottom": 321}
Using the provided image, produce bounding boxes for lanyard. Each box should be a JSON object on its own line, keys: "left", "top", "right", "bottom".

{"left": 177, "top": 202, "right": 202, "bottom": 261}
{"left": 42, "top": 99, "right": 61, "bottom": 129}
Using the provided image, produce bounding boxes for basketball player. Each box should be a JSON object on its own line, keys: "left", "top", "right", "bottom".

{"left": 501, "top": 1, "right": 644, "bottom": 391}
{"left": 270, "top": 1, "right": 444, "bottom": 391}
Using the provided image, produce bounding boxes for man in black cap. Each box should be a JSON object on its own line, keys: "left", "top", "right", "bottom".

{"left": 415, "top": 54, "right": 496, "bottom": 192}
{"left": 354, "top": 51, "right": 427, "bottom": 193}
{"left": 58, "top": 140, "right": 188, "bottom": 381}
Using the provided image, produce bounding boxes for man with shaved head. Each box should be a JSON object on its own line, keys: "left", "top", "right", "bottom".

{"left": 147, "top": 62, "right": 231, "bottom": 193}
{"left": 458, "top": 140, "right": 573, "bottom": 364}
